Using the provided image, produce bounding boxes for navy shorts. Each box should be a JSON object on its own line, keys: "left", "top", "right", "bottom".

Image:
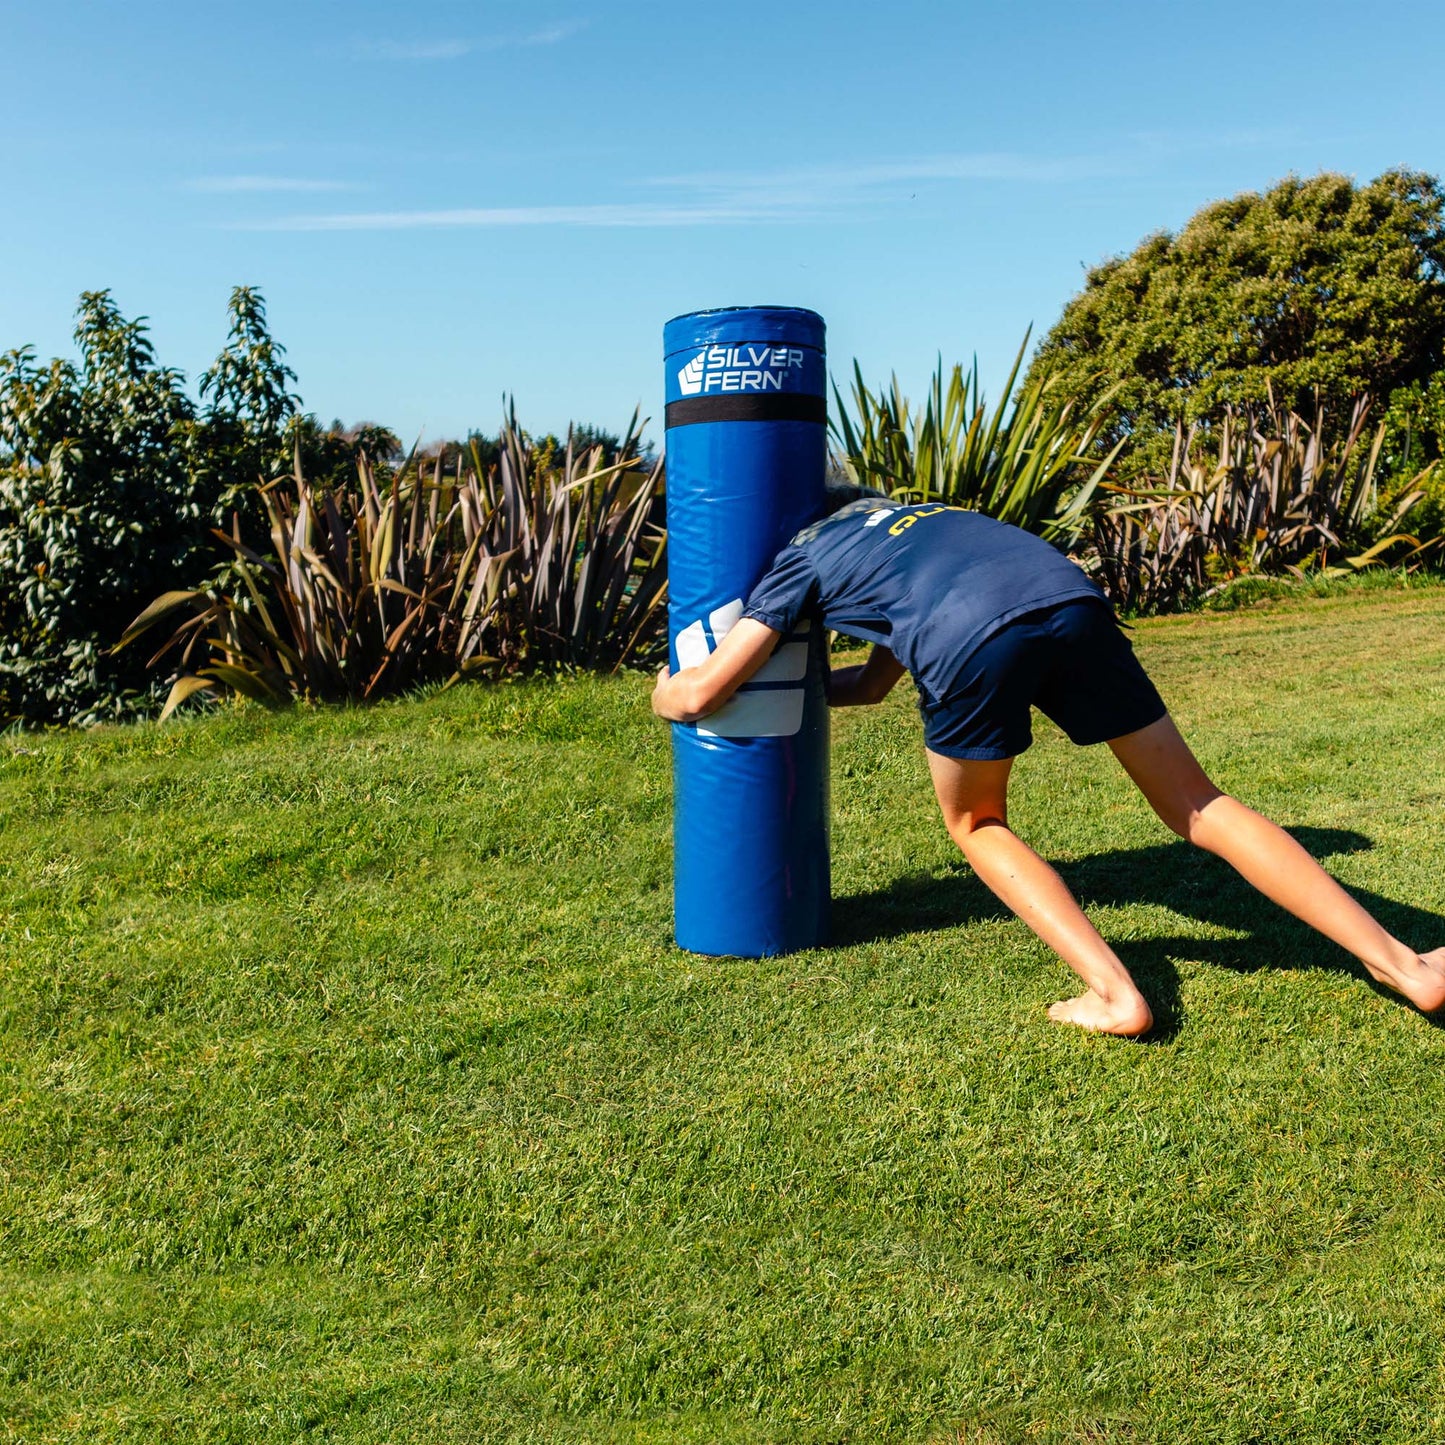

{"left": 920, "top": 598, "right": 1167, "bottom": 760}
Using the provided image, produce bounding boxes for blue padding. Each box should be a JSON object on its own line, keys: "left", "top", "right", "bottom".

{"left": 664, "top": 306, "right": 831, "bottom": 957}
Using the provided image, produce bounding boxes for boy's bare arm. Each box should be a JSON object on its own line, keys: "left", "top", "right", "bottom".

{"left": 827, "top": 644, "right": 904, "bottom": 707}
{"left": 651, "top": 618, "right": 781, "bottom": 723}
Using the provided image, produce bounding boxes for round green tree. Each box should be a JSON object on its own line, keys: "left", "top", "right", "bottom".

{"left": 1031, "top": 169, "right": 1445, "bottom": 467}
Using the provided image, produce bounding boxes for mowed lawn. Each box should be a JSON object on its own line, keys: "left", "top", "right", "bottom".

{"left": 4, "top": 589, "right": 1445, "bottom": 1444}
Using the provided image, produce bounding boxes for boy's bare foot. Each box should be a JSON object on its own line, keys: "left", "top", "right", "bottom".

{"left": 1047, "top": 989, "right": 1153, "bottom": 1037}
{"left": 1408, "top": 948, "right": 1445, "bottom": 1012}
{"left": 1364, "top": 946, "right": 1445, "bottom": 1013}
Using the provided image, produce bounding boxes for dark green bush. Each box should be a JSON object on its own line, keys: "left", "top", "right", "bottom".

{"left": 1378, "top": 371, "right": 1445, "bottom": 543}
{"left": 0, "top": 287, "right": 311, "bottom": 726}
{"left": 0, "top": 293, "right": 201, "bottom": 725}
{"left": 182, "top": 286, "right": 300, "bottom": 527}
{"left": 1032, "top": 170, "right": 1445, "bottom": 479}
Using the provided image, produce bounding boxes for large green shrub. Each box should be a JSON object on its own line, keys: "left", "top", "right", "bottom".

{"left": 0, "top": 287, "right": 340, "bottom": 726}
{"left": 1382, "top": 371, "right": 1445, "bottom": 467}
{"left": 1032, "top": 170, "right": 1445, "bottom": 477}
{"left": 0, "top": 293, "right": 201, "bottom": 725}
{"left": 183, "top": 286, "right": 301, "bottom": 525}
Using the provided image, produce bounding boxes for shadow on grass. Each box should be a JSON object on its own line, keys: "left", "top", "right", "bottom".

{"left": 833, "top": 827, "right": 1445, "bottom": 1036}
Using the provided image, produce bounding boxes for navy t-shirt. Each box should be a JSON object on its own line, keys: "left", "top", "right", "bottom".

{"left": 742, "top": 499, "right": 1106, "bottom": 700}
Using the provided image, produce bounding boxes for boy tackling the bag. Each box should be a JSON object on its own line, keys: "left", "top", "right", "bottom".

{"left": 650, "top": 491, "right": 1445, "bottom": 1036}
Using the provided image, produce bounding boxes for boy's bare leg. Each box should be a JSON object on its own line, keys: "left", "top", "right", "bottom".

{"left": 926, "top": 750, "right": 1154, "bottom": 1036}
{"left": 1109, "top": 715, "right": 1445, "bottom": 1013}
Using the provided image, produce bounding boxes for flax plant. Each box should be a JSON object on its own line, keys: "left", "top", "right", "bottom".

{"left": 831, "top": 332, "right": 1123, "bottom": 542}
{"left": 118, "top": 406, "right": 667, "bottom": 717}
{"left": 1092, "top": 391, "right": 1431, "bottom": 612}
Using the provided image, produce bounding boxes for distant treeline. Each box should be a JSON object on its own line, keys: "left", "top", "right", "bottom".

{"left": 3, "top": 169, "right": 1444, "bottom": 726}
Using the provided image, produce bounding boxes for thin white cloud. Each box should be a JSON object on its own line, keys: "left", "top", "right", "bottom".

{"left": 519, "top": 21, "right": 588, "bottom": 46}
{"left": 232, "top": 201, "right": 792, "bottom": 233}
{"left": 354, "top": 21, "right": 587, "bottom": 62}
{"left": 192, "top": 175, "right": 362, "bottom": 194}
{"left": 648, "top": 130, "right": 1300, "bottom": 204}
{"left": 650, "top": 152, "right": 1136, "bottom": 199}
{"left": 362, "top": 38, "right": 473, "bottom": 61}
{"left": 1125, "top": 126, "right": 1299, "bottom": 155}
{"left": 218, "top": 145, "right": 1163, "bottom": 233}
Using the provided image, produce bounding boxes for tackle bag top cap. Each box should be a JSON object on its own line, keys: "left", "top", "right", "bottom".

{"left": 664, "top": 306, "right": 825, "bottom": 357}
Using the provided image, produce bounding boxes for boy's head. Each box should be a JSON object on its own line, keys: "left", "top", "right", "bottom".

{"left": 821, "top": 480, "right": 893, "bottom": 515}
{"left": 789, "top": 480, "right": 897, "bottom": 547}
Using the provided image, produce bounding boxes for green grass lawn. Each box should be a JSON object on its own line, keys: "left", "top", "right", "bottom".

{"left": 4, "top": 586, "right": 1445, "bottom": 1443}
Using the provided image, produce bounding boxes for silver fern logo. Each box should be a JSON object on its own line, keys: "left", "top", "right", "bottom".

{"left": 674, "top": 600, "right": 809, "bottom": 738}
{"left": 675, "top": 345, "right": 807, "bottom": 398}
{"left": 676, "top": 350, "right": 707, "bottom": 396}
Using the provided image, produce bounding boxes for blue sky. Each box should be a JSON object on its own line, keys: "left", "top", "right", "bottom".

{"left": 4, "top": 0, "right": 1443, "bottom": 446}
